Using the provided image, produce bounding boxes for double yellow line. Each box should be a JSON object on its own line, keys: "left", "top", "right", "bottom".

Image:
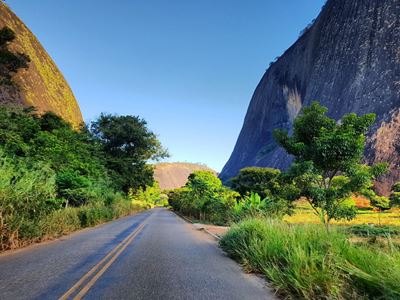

{"left": 59, "top": 221, "right": 147, "bottom": 300}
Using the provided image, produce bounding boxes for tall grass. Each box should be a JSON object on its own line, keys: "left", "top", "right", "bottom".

{"left": 220, "top": 218, "right": 400, "bottom": 299}
{"left": 0, "top": 154, "right": 56, "bottom": 250}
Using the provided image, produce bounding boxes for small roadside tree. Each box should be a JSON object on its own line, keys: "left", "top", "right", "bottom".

{"left": 390, "top": 182, "right": 400, "bottom": 207}
{"left": 274, "top": 101, "right": 387, "bottom": 230}
{"left": 370, "top": 196, "right": 391, "bottom": 226}
{"left": 231, "top": 167, "right": 281, "bottom": 199}
{"left": 185, "top": 171, "right": 238, "bottom": 223}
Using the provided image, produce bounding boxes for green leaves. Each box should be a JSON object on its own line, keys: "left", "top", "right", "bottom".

{"left": 274, "top": 101, "right": 383, "bottom": 227}
{"left": 168, "top": 171, "right": 239, "bottom": 224}
{"left": 90, "top": 114, "right": 169, "bottom": 192}
{"left": 390, "top": 182, "right": 400, "bottom": 207}
{"left": 231, "top": 167, "right": 281, "bottom": 199}
{"left": 370, "top": 196, "right": 390, "bottom": 211}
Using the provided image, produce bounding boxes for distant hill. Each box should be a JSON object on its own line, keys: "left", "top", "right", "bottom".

{"left": 154, "top": 162, "right": 217, "bottom": 190}
{"left": 0, "top": 2, "right": 83, "bottom": 127}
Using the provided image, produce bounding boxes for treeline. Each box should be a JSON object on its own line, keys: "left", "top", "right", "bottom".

{"left": 168, "top": 168, "right": 296, "bottom": 225}
{"left": 170, "top": 102, "right": 400, "bottom": 227}
{"left": 0, "top": 106, "right": 167, "bottom": 250}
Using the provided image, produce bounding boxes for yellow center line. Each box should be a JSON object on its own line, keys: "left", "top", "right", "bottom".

{"left": 59, "top": 217, "right": 149, "bottom": 300}
{"left": 73, "top": 223, "right": 146, "bottom": 300}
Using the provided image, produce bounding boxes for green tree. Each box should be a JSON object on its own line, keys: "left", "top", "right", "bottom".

{"left": 274, "top": 102, "right": 387, "bottom": 230}
{"left": 186, "top": 171, "right": 224, "bottom": 220}
{"left": 129, "top": 181, "right": 162, "bottom": 207}
{"left": 0, "top": 27, "right": 30, "bottom": 85}
{"left": 90, "top": 114, "right": 169, "bottom": 192}
{"left": 370, "top": 196, "right": 390, "bottom": 226}
{"left": 390, "top": 182, "right": 400, "bottom": 207}
{"left": 169, "top": 171, "right": 238, "bottom": 224}
{"left": 231, "top": 167, "right": 281, "bottom": 199}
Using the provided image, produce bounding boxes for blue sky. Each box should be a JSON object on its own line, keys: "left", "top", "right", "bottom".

{"left": 7, "top": 0, "right": 325, "bottom": 172}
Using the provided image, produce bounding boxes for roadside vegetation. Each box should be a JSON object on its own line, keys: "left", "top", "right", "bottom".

{"left": 0, "top": 106, "right": 168, "bottom": 251}
{"left": 220, "top": 219, "right": 400, "bottom": 299}
{"left": 169, "top": 102, "right": 400, "bottom": 299}
{"left": 0, "top": 26, "right": 169, "bottom": 251}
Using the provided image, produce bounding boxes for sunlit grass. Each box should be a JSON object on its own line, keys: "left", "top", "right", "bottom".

{"left": 220, "top": 218, "right": 400, "bottom": 299}
{"left": 284, "top": 200, "right": 400, "bottom": 226}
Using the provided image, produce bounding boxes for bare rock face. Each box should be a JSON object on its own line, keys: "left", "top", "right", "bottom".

{"left": 220, "top": 0, "right": 400, "bottom": 194}
{"left": 154, "top": 162, "right": 217, "bottom": 190}
{"left": 0, "top": 3, "right": 83, "bottom": 127}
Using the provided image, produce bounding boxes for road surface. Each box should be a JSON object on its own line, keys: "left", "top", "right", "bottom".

{"left": 0, "top": 208, "right": 273, "bottom": 300}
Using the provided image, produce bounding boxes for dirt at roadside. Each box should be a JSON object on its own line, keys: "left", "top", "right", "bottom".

{"left": 192, "top": 224, "right": 229, "bottom": 239}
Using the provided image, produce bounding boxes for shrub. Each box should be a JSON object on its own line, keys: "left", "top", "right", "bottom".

{"left": 168, "top": 171, "right": 239, "bottom": 224}
{"left": 231, "top": 167, "right": 281, "bottom": 199}
{"left": 77, "top": 202, "right": 115, "bottom": 227}
{"left": 220, "top": 218, "right": 400, "bottom": 299}
{"left": 231, "top": 193, "right": 291, "bottom": 221}
{"left": 56, "top": 171, "right": 91, "bottom": 206}
{"left": 40, "top": 207, "right": 81, "bottom": 237}
{"left": 0, "top": 152, "right": 56, "bottom": 250}
{"left": 390, "top": 182, "right": 400, "bottom": 207}
{"left": 128, "top": 182, "right": 161, "bottom": 208}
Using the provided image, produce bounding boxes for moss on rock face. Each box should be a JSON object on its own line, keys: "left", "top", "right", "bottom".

{"left": 0, "top": 2, "right": 83, "bottom": 128}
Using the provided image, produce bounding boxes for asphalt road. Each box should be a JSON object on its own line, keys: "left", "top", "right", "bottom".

{"left": 0, "top": 208, "right": 274, "bottom": 300}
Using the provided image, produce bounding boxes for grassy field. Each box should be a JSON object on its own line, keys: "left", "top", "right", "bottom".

{"left": 284, "top": 199, "right": 400, "bottom": 226}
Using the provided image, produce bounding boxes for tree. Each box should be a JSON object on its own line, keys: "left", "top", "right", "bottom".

{"left": 370, "top": 196, "right": 390, "bottom": 226}
{"left": 231, "top": 167, "right": 281, "bottom": 199}
{"left": 169, "top": 171, "right": 238, "bottom": 224}
{"left": 390, "top": 182, "right": 400, "bottom": 207}
{"left": 0, "top": 27, "right": 30, "bottom": 86}
{"left": 186, "top": 171, "right": 225, "bottom": 220}
{"left": 90, "top": 114, "right": 169, "bottom": 192}
{"left": 274, "top": 102, "right": 387, "bottom": 230}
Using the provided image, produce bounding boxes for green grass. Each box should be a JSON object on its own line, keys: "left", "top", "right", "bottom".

{"left": 284, "top": 200, "right": 400, "bottom": 226}
{"left": 220, "top": 218, "right": 400, "bottom": 299}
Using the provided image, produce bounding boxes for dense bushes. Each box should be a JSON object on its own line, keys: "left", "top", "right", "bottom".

{"left": 231, "top": 167, "right": 281, "bottom": 199}
{"left": 231, "top": 193, "right": 292, "bottom": 221}
{"left": 128, "top": 181, "right": 167, "bottom": 209}
{"left": 168, "top": 171, "right": 239, "bottom": 224}
{"left": 169, "top": 170, "right": 295, "bottom": 225}
{"left": 0, "top": 105, "right": 166, "bottom": 251}
{"left": 220, "top": 218, "right": 400, "bottom": 299}
{"left": 0, "top": 152, "right": 56, "bottom": 249}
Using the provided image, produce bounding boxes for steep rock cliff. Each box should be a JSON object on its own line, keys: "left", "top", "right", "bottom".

{"left": 0, "top": 3, "right": 83, "bottom": 127}
{"left": 221, "top": 0, "right": 400, "bottom": 194}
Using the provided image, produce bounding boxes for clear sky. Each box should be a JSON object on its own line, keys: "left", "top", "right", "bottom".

{"left": 7, "top": 0, "right": 325, "bottom": 172}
